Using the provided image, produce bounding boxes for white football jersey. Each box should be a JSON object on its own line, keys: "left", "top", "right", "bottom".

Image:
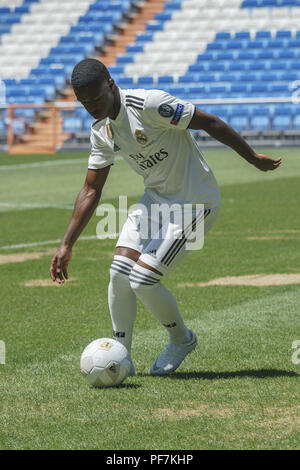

{"left": 88, "top": 88, "right": 221, "bottom": 207}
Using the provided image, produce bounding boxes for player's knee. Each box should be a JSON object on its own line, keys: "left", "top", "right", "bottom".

{"left": 109, "top": 257, "right": 134, "bottom": 285}
{"left": 129, "top": 263, "right": 161, "bottom": 292}
{"left": 109, "top": 265, "right": 125, "bottom": 286}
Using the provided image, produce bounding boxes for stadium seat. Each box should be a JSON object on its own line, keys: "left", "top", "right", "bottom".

{"left": 1, "top": 0, "right": 299, "bottom": 144}
{"left": 63, "top": 117, "right": 82, "bottom": 133}
{"left": 250, "top": 115, "right": 270, "bottom": 131}
{"left": 272, "top": 115, "right": 292, "bottom": 130}
{"left": 293, "top": 114, "right": 300, "bottom": 129}
{"left": 229, "top": 115, "right": 249, "bottom": 131}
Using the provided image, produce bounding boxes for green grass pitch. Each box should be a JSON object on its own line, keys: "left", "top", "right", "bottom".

{"left": 0, "top": 146, "right": 299, "bottom": 450}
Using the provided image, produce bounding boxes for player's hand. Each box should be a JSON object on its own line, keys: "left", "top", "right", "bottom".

{"left": 50, "top": 244, "right": 72, "bottom": 284}
{"left": 250, "top": 153, "right": 282, "bottom": 172}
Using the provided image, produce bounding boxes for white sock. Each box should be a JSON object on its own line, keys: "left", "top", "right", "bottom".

{"left": 108, "top": 255, "right": 137, "bottom": 353}
{"left": 129, "top": 264, "right": 191, "bottom": 344}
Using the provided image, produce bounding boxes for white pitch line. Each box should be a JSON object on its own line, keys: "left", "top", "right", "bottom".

{"left": 0, "top": 158, "right": 87, "bottom": 171}
{"left": 0, "top": 202, "right": 129, "bottom": 212}
{"left": 0, "top": 155, "right": 123, "bottom": 171}
{"left": 0, "top": 233, "right": 119, "bottom": 251}
{"left": 0, "top": 202, "right": 75, "bottom": 210}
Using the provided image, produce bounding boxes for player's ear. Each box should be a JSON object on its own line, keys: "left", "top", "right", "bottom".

{"left": 108, "top": 77, "right": 115, "bottom": 90}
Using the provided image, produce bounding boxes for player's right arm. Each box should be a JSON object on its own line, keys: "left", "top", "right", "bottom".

{"left": 50, "top": 165, "right": 111, "bottom": 284}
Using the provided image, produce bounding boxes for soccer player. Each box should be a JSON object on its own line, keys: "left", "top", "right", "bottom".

{"left": 50, "top": 58, "right": 281, "bottom": 376}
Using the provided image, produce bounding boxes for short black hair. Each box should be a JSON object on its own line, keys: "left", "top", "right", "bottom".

{"left": 71, "top": 58, "right": 110, "bottom": 90}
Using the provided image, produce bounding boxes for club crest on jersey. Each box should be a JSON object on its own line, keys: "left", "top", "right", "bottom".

{"left": 106, "top": 123, "right": 114, "bottom": 140}
{"left": 158, "top": 104, "right": 174, "bottom": 118}
{"left": 135, "top": 129, "right": 148, "bottom": 145}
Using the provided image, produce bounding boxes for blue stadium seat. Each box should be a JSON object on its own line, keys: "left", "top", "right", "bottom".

{"left": 146, "top": 22, "right": 164, "bottom": 32}
{"left": 208, "top": 85, "right": 227, "bottom": 97}
{"left": 250, "top": 63, "right": 267, "bottom": 71}
{"left": 188, "top": 64, "right": 206, "bottom": 73}
{"left": 259, "top": 72, "right": 278, "bottom": 81}
{"left": 239, "top": 73, "right": 258, "bottom": 82}
{"left": 0, "top": 120, "right": 6, "bottom": 137}
{"left": 228, "top": 63, "right": 247, "bottom": 72}
{"left": 137, "top": 76, "right": 154, "bottom": 86}
{"left": 270, "top": 62, "right": 287, "bottom": 71}
{"left": 135, "top": 33, "right": 153, "bottom": 42}
{"left": 227, "top": 41, "right": 244, "bottom": 50}
{"left": 247, "top": 40, "right": 264, "bottom": 50}
{"left": 256, "top": 51, "right": 275, "bottom": 60}
{"left": 243, "top": 0, "right": 260, "bottom": 6}
{"left": 237, "top": 51, "right": 255, "bottom": 60}
{"left": 276, "top": 31, "right": 292, "bottom": 39}
{"left": 179, "top": 74, "right": 197, "bottom": 84}
{"left": 167, "top": 86, "right": 186, "bottom": 97}
{"left": 280, "top": 72, "right": 298, "bottom": 81}
{"left": 235, "top": 32, "right": 251, "bottom": 40}
{"left": 155, "top": 13, "right": 172, "bottom": 21}
{"left": 207, "top": 42, "right": 224, "bottom": 51}
{"left": 82, "top": 117, "right": 94, "bottom": 132}
{"left": 127, "top": 45, "right": 144, "bottom": 53}
{"left": 251, "top": 107, "right": 270, "bottom": 116}
{"left": 269, "top": 84, "right": 290, "bottom": 95}
{"left": 164, "top": 1, "right": 182, "bottom": 11}
{"left": 116, "top": 55, "right": 134, "bottom": 64}
{"left": 219, "top": 74, "right": 238, "bottom": 82}
{"left": 274, "top": 106, "right": 295, "bottom": 116}
{"left": 197, "top": 74, "right": 215, "bottom": 83}
{"left": 215, "top": 52, "right": 234, "bottom": 61}
{"left": 117, "top": 77, "right": 134, "bottom": 87}
{"left": 63, "top": 117, "right": 82, "bottom": 133}
{"left": 76, "top": 107, "right": 89, "bottom": 119}
{"left": 215, "top": 32, "right": 231, "bottom": 40}
{"left": 255, "top": 31, "right": 272, "bottom": 40}
{"left": 293, "top": 114, "right": 300, "bottom": 129}
{"left": 250, "top": 84, "right": 268, "bottom": 95}
{"left": 158, "top": 76, "right": 174, "bottom": 85}
{"left": 230, "top": 84, "right": 248, "bottom": 95}
{"left": 197, "top": 53, "right": 214, "bottom": 62}
{"left": 108, "top": 66, "right": 125, "bottom": 75}
{"left": 267, "top": 40, "right": 285, "bottom": 49}
{"left": 229, "top": 115, "right": 249, "bottom": 131}
{"left": 250, "top": 116, "right": 270, "bottom": 131}
{"left": 208, "top": 63, "right": 226, "bottom": 72}
{"left": 187, "top": 86, "right": 206, "bottom": 96}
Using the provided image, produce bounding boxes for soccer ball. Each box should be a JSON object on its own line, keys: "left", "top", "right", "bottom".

{"left": 80, "top": 338, "right": 131, "bottom": 388}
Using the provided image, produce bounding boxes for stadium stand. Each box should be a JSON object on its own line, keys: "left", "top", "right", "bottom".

{"left": 1, "top": 0, "right": 300, "bottom": 152}
{"left": 0, "top": 0, "right": 138, "bottom": 151}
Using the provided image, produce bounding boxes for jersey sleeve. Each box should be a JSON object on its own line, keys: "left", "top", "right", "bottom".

{"left": 88, "top": 128, "right": 115, "bottom": 170}
{"left": 144, "top": 90, "right": 195, "bottom": 130}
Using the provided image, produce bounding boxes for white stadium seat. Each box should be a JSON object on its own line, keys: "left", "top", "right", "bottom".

{"left": 0, "top": 0, "right": 92, "bottom": 79}
{"left": 270, "top": 7, "right": 291, "bottom": 18}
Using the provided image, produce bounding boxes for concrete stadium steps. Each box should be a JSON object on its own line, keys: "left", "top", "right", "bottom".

{"left": 100, "top": 0, "right": 167, "bottom": 66}
{"left": 9, "top": 107, "right": 71, "bottom": 154}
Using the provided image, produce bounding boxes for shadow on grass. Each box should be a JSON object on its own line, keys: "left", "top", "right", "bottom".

{"left": 90, "top": 383, "right": 142, "bottom": 390}
{"left": 138, "top": 369, "right": 299, "bottom": 380}
{"left": 116, "top": 383, "right": 142, "bottom": 389}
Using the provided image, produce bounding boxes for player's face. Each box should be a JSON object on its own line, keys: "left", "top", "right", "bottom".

{"left": 74, "top": 78, "right": 117, "bottom": 121}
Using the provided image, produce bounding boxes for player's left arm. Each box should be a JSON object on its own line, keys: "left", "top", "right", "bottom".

{"left": 188, "top": 107, "right": 282, "bottom": 172}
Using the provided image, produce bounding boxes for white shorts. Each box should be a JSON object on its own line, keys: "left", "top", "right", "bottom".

{"left": 116, "top": 192, "right": 219, "bottom": 276}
